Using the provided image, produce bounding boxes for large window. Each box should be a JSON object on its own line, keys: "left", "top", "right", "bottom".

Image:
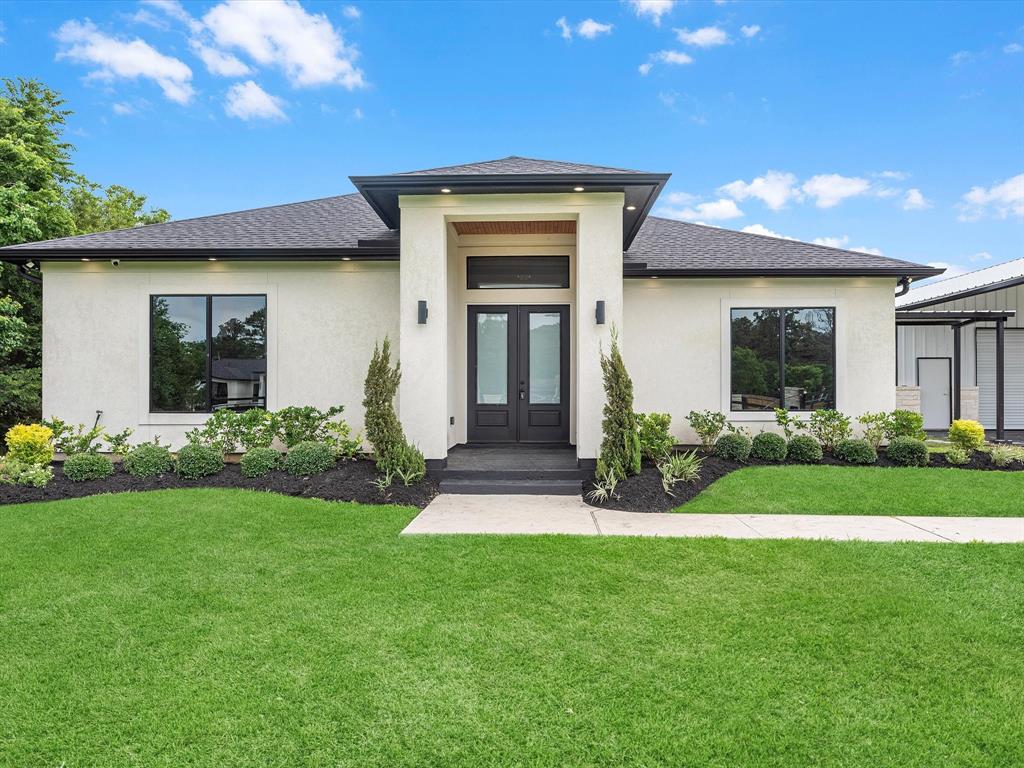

{"left": 467, "top": 256, "right": 569, "bottom": 289}
{"left": 150, "top": 294, "right": 267, "bottom": 413}
{"left": 730, "top": 307, "right": 835, "bottom": 412}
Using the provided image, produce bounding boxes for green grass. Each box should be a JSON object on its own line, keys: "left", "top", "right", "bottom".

{"left": 681, "top": 464, "right": 1024, "bottom": 516}
{"left": 2, "top": 489, "right": 1022, "bottom": 767}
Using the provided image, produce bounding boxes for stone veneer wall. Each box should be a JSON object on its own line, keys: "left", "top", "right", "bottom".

{"left": 959, "top": 386, "right": 980, "bottom": 422}
{"left": 895, "top": 386, "right": 921, "bottom": 413}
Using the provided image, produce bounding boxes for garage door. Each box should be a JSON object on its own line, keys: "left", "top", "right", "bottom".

{"left": 977, "top": 329, "right": 1024, "bottom": 429}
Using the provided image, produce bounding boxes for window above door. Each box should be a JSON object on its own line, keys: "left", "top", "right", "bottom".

{"left": 467, "top": 256, "right": 569, "bottom": 290}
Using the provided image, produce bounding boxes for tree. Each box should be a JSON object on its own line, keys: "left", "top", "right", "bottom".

{"left": 0, "top": 295, "right": 27, "bottom": 358}
{"left": 67, "top": 182, "right": 170, "bottom": 233}
{"left": 599, "top": 328, "right": 641, "bottom": 479}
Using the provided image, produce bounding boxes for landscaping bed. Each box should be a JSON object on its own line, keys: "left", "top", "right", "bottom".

{"left": 0, "top": 457, "right": 439, "bottom": 509}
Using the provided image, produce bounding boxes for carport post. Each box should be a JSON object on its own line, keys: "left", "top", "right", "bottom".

{"left": 995, "top": 319, "right": 1005, "bottom": 441}
{"left": 952, "top": 324, "right": 962, "bottom": 420}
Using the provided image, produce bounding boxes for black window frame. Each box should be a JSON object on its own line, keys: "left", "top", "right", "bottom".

{"left": 466, "top": 255, "right": 570, "bottom": 290}
{"left": 730, "top": 306, "right": 837, "bottom": 413}
{"left": 149, "top": 293, "right": 268, "bottom": 414}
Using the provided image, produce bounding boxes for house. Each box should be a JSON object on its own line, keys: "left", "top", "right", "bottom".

{"left": 0, "top": 156, "right": 942, "bottom": 466}
{"left": 896, "top": 258, "right": 1023, "bottom": 437}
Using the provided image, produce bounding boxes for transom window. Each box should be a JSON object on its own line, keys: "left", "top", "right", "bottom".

{"left": 150, "top": 294, "right": 267, "bottom": 413}
{"left": 467, "top": 256, "right": 569, "bottom": 289}
{"left": 730, "top": 307, "right": 835, "bottom": 412}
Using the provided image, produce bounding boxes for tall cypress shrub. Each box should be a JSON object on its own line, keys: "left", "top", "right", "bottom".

{"left": 362, "top": 338, "right": 404, "bottom": 465}
{"left": 599, "top": 329, "right": 641, "bottom": 478}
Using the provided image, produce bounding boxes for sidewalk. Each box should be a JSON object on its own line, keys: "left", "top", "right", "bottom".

{"left": 402, "top": 494, "right": 1024, "bottom": 543}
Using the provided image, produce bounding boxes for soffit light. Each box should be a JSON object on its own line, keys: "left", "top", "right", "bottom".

{"left": 208, "top": 257, "right": 217, "bottom": 262}
{"left": 626, "top": 205, "right": 636, "bottom": 211}
{"left": 81, "top": 258, "right": 90, "bottom": 262}
{"left": 573, "top": 186, "right": 585, "bottom": 192}
{"left": 440, "top": 188, "right": 452, "bottom": 194}
{"left": 341, "top": 256, "right": 352, "bottom": 261}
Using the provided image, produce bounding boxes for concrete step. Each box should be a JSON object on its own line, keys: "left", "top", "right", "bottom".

{"left": 439, "top": 468, "right": 591, "bottom": 482}
{"left": 439, "top": 478, "right": 584, "bottom": 496}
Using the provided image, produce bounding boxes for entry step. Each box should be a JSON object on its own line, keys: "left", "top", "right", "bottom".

{"left": 439, "top": 478, "right": 583, "bottom": 496}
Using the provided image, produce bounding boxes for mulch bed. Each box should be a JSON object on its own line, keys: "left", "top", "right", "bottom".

{"left": 0, "top": 458, "right": 440, "bottom": 509}
{"left": 584, "top": 449, "right": 1024, "bottom": 514}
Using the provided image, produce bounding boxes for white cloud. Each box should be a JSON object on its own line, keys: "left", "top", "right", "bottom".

{"left": 55, "top": 20, "right": 194, "bottom": 104}
{"left": 627, "top": 0, "right": 675, "bottom": 26}
{"left": 131, "top": 9, "right": 170, "bottom": 31}
{"left": 351, "top": 106, "right": 364, "bottom": 120}
{"left": 926, "top": 261, "right": 968, "bottom": 279}
{"left": 1004, "top": 42, "right": 1023, "bottom": 54}
{"left": 657, "top": 49, "right": 693, "bottom": 65}
{"left": 190, "top": 40, "right": 252, "bottom": 76}
{"left": 968, "top": 251, "right": 993, "bottom": 262}
{"left": 112, "top": 101, "right": 134, "bottom": 115}
{"left": 343, "top": 5, "right": 361, "bottom": 19}
{"left": 877, "top": 169, "right": 909, "bottom": 180}
{"left": 658, "top": 198, "right": 744, "bottom": 222}
{"left": 719, "top": 170, "right": 801, "bottom": 211}
{"left": 957, "top": 174, "right": 1024, "bottom": 221}
{"left": 740, "top": 24, "right": 760, "bottom": 39}
{"left": 950, "top": 50, "right": 972, "bottom": 66}
{"left": 556, "top": 17, "right": 572, "bottom": 40}
{"left": 801, "top": 174, "right": 871, "bottom": 208}
{"left": 813, "top": 235, "right": 849, "bottom": 248}
{"left": 203, "top": 0, "right": 365, "bottom": 89}
{"left": 874, "top": 186, "right": 900, "bottom": 198}
{"left": 638, "top": 62, "right": 653, "bottom": 76}
{"left": 902, "top": 188, "right": 931, "bottom": 210}
{"left": 741, "top": 223, "right": 793, "bottom": 240}
{"left": 577, "top": 19, "right": 614, "bottom": 39}
{"left": 675, "top": 26, "right": 729, "bottom": 48}
{"left": 224, "top": 80, "right": 287, "bottom": 121}
{"left": 851, "top": 245, "right": 883, "bottom": 256}
{"left": 141, "top": 0, "right": 203, "bottom": 33}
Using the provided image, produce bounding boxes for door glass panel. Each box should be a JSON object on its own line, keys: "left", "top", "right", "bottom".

{"left": 529, "top": 312, "right": 561, "bottom": 404}
{"left": 476, "top": 313, "right": 508, "bottom": 404}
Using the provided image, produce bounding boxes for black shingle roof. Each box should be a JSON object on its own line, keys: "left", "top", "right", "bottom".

{"left": 393, "top": 155, "right": 649, "bottom": 176}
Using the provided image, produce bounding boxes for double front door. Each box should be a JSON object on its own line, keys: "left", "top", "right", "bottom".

{"left": 468, "top": 305, "right": 570, "bottom": 443}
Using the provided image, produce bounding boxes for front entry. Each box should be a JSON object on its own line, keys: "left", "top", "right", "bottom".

{"left": 468, "top": 305, "right": 570, "bottom": 443}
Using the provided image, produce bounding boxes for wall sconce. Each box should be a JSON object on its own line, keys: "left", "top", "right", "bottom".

{"left": 417, "top": 300, "right": 428, "bottom": 324}
{"left": 595, "top": 300, "right": 606, "bottom": 325}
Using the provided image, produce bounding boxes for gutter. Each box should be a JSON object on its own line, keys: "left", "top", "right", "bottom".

{"left": 895, "top": 276, "right": 912, "bottom": 297}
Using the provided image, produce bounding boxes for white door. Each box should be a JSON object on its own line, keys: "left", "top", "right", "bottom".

{"left": 977, "top": 329, "right": 1024, "bottom": 429}
{"left": 918, "top": 358, "right": 951, "bottom": 430}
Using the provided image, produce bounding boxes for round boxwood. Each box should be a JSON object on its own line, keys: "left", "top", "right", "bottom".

{"left": 834, "top": 438, "right": 877, "bottom": 465}
{"left": 123, "top": 443, "right": 174, "bottom": 477}
{"left": 715, "top": 432, "right": 752, "bottom": 463}
{"left": 787, "top": 435, "right": 823, "bottom": 464}
{"left": 284, "top": 441, "right": 335, "bottom": 476}
{"left": 887, "top": 436, "right": 929, "bottom": 467}
{"left": 63, "top": 452, "right": 114, "bottom": 482}
{"left": 751, "top": 432, "right": 787, "bottom": 463}
{"left": 175, "top": 442, "right": 225, "bottom": 479}
{"left": 240, "top": 446, "right": 282, "bottom": 478}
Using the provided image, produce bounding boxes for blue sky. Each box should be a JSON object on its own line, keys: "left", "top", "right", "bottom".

{"left": 2, "top": 0, "right": 1022, "bottom": 279}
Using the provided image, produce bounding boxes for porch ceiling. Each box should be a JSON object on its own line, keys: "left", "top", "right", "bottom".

{"left": 451, "top": 220, "right": 577, "bottom": 236}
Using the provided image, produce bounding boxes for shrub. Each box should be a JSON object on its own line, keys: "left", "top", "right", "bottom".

{"left": 715, "top": 433, "right": 752, "bottom": 463}
{"left": 884, "top": 410, "right": 925, "bottom": 441}
{"left": 636, "top": 412, "right": 674, "bottom": 461}
{"left": 104, "top": 427, "right": 134, "bottom": 456}
{"left": 275, "top": 405, "right": 344, "bottom": 449}
{"left": 175, "top": 443, "right": 224, "bottom": 479}
{"left": 658, "top": 450, "right": 703, "bottom": 495}
{"left": 0, "top": 458, "right": 53, "bottom": 487}
{"left": 42, "top": 417, "right": 104, "bottom": 454}
{"left": 236, "top": 409, "right": 281, "bottom": 451}
{"left": 185, "top": 410, "right": 241, "bottom": 452}
{"left": 239, "top": 446, "right": 282, "bottom": 478}
{"left": 63, "top": 452, "right": 114, "bottom": 482}
{"left": 787, "top": 435, "right": 823, "bottom": 464}
{"left": 751, "top": 432, "right": 787, "bottom": 462}
{"left": 586, "top": 460, "right": 619, "bottom": 504}
{"left": 808, "top": 409, "right": 852, "bottom": 453}
{"left": 363, "top": 338, "right": 424, "bottom": 481}
{"left": 378, "top": 441, "right": 426, "bottom": 485}
{"left": 687, "top": 410, "right": 726, "bottom": 453}
{"left": 948, "top": 419, "right": 985, "bottom": 453}
{"left": 989, "top": 445, "right": 1024, "bottom": 468}
{"left": 773, "top": 408, "right": 807, "bottom": 439}
{"left": 4, "top": 423, "right": 54, "bottom": 466}
{"left": 284, "top": 441, "right": 335, "bottom": 476}
{"left": 887, "top": 436, "right": 929, "bottom": 467}
{"left": 598, "top": 330, "right": 641, "bottom": 478}
{"left": 123, "top": 442, "right": 174, "bottom": 477}
{"left": 857, "top": 412, "right": 887, "bottom": 449}
{"left": 945, "top": 446, "right": 971, "bottom": 466}
{"left": 835, "top": 438, "right": 877, "bottom": 465}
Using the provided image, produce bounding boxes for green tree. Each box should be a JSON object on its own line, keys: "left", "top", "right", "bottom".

{"left": 599, "top": 328, "right": 641, "bottom": 479}
{"left": 67, "top": 182, "right": 169, "bottom": 233}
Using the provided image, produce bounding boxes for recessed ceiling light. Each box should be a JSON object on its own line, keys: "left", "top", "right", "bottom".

{"left": 341, "top": 256, "right": 352, "bottom": 261}
{"left": 208, "top": 257, "right": 217, "bottom": 262}
{"left": 626, "top": 205, "right": 636, "bottom": 211}
{"left": 440, "top": 188, "right": 452, "bottom": 194}
{"left": 81, "top": 258, "right": 90, "bottom": 262}
{"left": 650, "top": 275, "right": 659, "bottom": 279}
{"left": 573, "top": 186, "right": 585, "bottom": 192}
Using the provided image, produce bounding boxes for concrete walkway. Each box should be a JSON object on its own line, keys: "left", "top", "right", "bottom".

{"left": 402, "top": 494, "right": 1024, "bottom": 544}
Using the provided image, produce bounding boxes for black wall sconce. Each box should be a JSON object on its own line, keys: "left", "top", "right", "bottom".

{"left": 595, "top": 300, "right": 606, "bottom": 325}
{"left": 417, "top": 300, "right": 428, "bottom": 324}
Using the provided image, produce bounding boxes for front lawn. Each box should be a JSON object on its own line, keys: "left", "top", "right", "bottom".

{"left": 3, "top": 489, "right": 1022, "bottom": 767}
{"left": 680, "top": 464, "right": 1024, "bottom": 516}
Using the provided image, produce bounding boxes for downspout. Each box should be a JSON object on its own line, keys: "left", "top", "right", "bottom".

{"left": 16, "top": 263, "right": 42, "bottom": 285}
{"left": 895, "top": 276, "right": 911, "bottom": 297}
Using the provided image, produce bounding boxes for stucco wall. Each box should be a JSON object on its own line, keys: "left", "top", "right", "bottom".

{"left": 622, "top": 277, "right": 897, "bottom": 444}
{"left": 41, "top": 260, "right": 399, "bottom": 447}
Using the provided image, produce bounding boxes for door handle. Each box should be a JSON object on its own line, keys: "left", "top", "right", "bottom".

{"left": 519, "top": 381, "right": 526, "bottom": 400}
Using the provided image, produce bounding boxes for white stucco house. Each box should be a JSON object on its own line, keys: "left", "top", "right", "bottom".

{"left": 1, "top": 156, "right": 943, "bottom": 468}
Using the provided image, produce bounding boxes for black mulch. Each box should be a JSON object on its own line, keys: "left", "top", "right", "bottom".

{"left": 584, "top": 450, "right": 1024, "bottom": 514}
{"left": 0, "top": 458, "right": 440, "bottom": 509}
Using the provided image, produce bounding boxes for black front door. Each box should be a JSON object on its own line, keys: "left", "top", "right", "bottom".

{"left": 468, "top": 305, "right": 570, "bottom": 443}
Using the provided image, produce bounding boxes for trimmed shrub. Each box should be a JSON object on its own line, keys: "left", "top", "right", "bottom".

{"left": 4, "top": 423, "right": 54, "bottom": 466}
{"left": 175, "top": 443, "right": 224, "bottom": 479}
{"left": 636, "top": 412, "right": 674, "bottom": 461}
{"left": 751, "top": 432, "right": 787, "bottom": 462}
{"left": 687, "top": 410, "right": 727, "bottom": 453}
{"left": 884, "top": 410, "right": 925, "bottom": 441}
{"left": 835, "top": 438, "right": 877, "bottom": 465}
{"left": 807, "top": 409, "right": 852, "bottom": 453}
{"left": 787, "top": 435, "right": 823, "bottom": 464}
{"left": 715, "top": 433, "right": 752, "bottom": 462}
{"left": 945, "top": 446, "right": 971, "bottom": 466}
{"left": 887, "top": 436, "right": 929, "bottom": 467}
{"left": 63, "top": 452, "right": 114, "bottom": 482}
{"left": 123, "top": 443, "right": 174, "bottom": 477}
{"left": 284, "top": 441, "right": 335, "bottom": 476}
{"left": 598, "top": 330, "right": 641, "bottom": 478}
{"left": 0, "top": 458, "right": 54, "bottom": 487}
{"left": 948, "top": 419, "right": 985, "bottom": 453}
{"left": 378, "top": 441, "right": 426, "bottom": 486}
{"left": 239, "top": 446, "right": 282, "bottom": 478}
